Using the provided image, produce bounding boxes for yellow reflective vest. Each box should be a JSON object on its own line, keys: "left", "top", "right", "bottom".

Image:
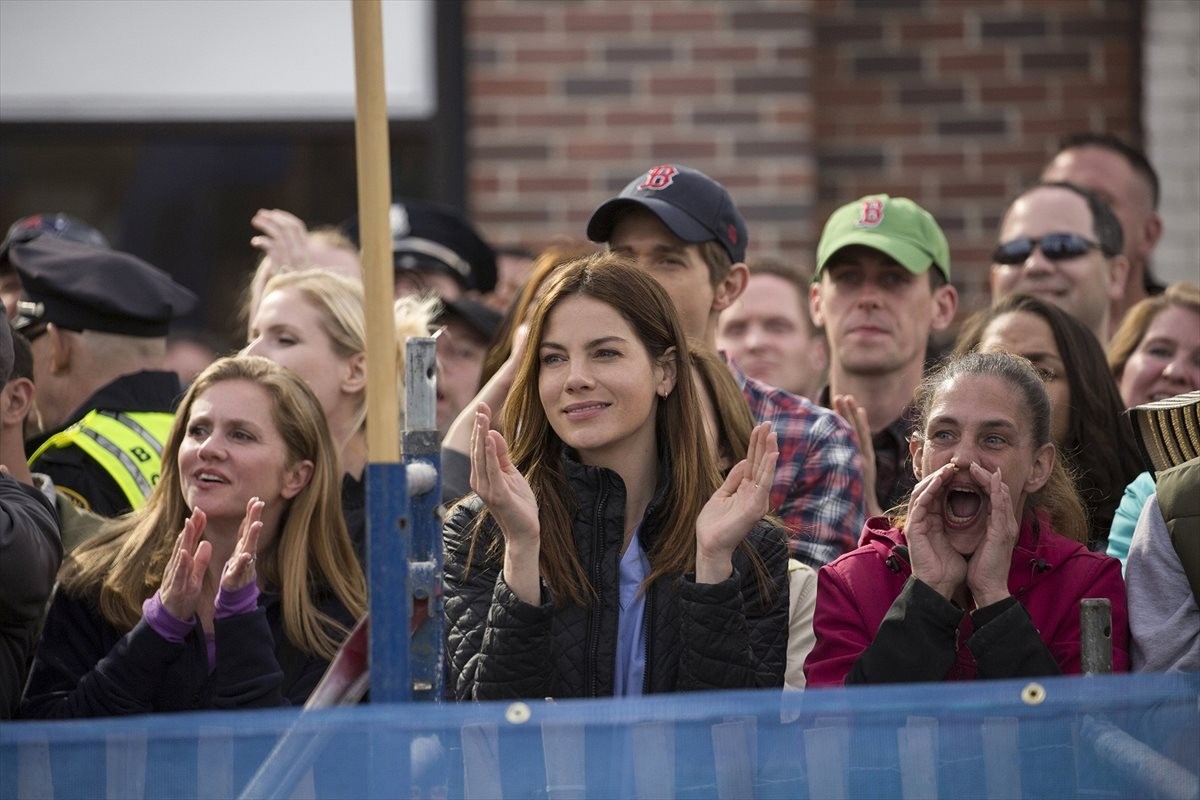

{"left": 28, "top": 410, "right": 174, "bottom": 511}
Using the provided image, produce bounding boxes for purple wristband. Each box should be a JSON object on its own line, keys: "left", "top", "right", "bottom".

{"left": 215, "top": 581, "right": 259, "bottom": 620}
{"left": 142, "top": 593, "right": 194, "bottom": 644}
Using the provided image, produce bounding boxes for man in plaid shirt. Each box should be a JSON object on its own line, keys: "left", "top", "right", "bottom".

{"left": 588, "top": 164, "right": 865, "bottom": 567}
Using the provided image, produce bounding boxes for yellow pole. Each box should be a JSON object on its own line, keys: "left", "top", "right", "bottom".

{"left": 351, "top": 0, "right": 399, "bottom": 462}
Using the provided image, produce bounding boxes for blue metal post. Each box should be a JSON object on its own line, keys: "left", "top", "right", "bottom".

{"left": 366, "top": 461, "right": 410, "bottom": 702}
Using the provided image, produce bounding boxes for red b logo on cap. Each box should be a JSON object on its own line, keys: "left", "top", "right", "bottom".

{"left": 639, "top": 165, "right": 678, "bottom": 191}
{"left": 857, "top": 199, "right": 885, "bottom": 228}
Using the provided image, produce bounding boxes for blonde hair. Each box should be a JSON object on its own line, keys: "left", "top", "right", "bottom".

{"left": 1108, "top": 281, "right": 1200, "bottom": 381}
{"left": 60, "top": 356, "right": 366, "bottom": 659}
{"left": 254, "top": 269, "right": 438, "bottom": 433}
{"left": 241, "top": 228, "right": 359, "bottom": 338}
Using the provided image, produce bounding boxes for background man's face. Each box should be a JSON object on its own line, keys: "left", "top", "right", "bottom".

{"left": 435, "top": 317, "right": 488, "bottom": 436}
{"left": 608, "top": 209, "right": 715, "bottom": 344}
{"left": 718, "top": 273, "right": 825, "bottom": 398}
{"left": 811, "top": 246, "right": 947, "bottom": 378}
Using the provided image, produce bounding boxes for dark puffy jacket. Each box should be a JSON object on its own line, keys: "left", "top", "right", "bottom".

{"left": 20, "top": 586, "right": 351, "bottom": 718}
{"left": 804, "top": 513, "right": 1129, "bottom": 687}
{"left": 444, "top": 454, "right": 789, "bottom": 700}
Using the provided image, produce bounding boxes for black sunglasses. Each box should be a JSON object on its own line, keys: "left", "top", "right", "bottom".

{"left": 991, "top": 233, "right": 1106, "bottom": 265}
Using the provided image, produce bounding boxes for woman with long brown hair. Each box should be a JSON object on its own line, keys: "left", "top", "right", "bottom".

{"left": 21, "top": 356, "right": 365, "bottom": 717}
{"left": 444, "top": 253, "right": 789, "bottom": 700}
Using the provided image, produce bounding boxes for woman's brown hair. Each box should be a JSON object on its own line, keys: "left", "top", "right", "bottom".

{"left": 469, "top": 252, "right": 768, "bottom": 606}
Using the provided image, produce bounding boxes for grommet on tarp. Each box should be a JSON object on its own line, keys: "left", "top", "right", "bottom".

{"left": 505, "top": 701, "right": 532, "bottom": 724}
{"left": 1021, "top": 682, "right": 1046, "bottom": 705}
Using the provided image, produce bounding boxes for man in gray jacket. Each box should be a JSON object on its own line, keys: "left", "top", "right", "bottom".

{"left": 0, "top": 318, "right": 62, "bottom": 718}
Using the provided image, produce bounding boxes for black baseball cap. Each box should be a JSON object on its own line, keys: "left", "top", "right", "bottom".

{"left": 586, "top": 164, "right": 748, "bottom": 263}
{"left": 7, "top": 236, "right": 197, "bottom": 338}
{"left": 343, "top": 201, "right": 497, "bottom": 294}
{"left": 437, "top": 298, "right": 502, "bottom": 344}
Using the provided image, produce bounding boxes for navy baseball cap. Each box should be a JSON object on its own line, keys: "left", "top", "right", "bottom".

{"left": 2, "top": 213, "right": 110, "bottom": 253}
{"left": 7, "top": 236, "right": 197, "bottom": 338}
{"left": 586, "top": 164, "right": 748, "bottom": 263}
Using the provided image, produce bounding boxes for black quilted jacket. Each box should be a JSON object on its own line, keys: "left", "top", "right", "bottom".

{"left": 443, "top": 453, "right": 789, "bottom": 700}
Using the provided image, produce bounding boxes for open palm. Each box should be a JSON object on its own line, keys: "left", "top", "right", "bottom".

{"left": 470, "top": 402, "right": 539, "bottom": 546}
{"left": 906, "top": 463, "right": 966, "bottom": 599}
{"left": 696, "top": 423, "right": 777, "bottom": 558}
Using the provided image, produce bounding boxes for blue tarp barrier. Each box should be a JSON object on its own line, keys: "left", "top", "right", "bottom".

{"left": 3, "top": 672, "right": 1196, "bottom": 799}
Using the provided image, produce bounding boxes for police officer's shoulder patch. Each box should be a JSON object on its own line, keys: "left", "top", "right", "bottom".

{"left": 56, "top": 485, "right": 94, "bottom": 512}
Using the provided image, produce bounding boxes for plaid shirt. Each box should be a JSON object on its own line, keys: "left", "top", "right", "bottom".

{"left": 730, "top": 361, "right": 865, "bottom": 567}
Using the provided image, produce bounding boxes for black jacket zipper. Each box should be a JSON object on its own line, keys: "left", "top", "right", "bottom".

{"left": 641, "top": 582, "right": 656, "bottom": 694}
{"left": 586, "top": 473, "right": 609, "bottom": 698}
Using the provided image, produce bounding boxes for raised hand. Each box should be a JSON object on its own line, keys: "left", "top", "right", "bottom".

{"left": 220, "top": 497, "right": 264, "bottom": 592}
{"left": 250, "top": 208, "right": 312, "bottom": 271}
{"left": 832, "top": 393, "right": 882, "bottom": 517}
{"left": 695, "top": 422, "right": 778, "bottom": 583}
{"left": 159, "top": 508, "right": 213, "bottom": 621}
{"left": 964, "top": 462, "right": 1017, "bottom": 608}
{"left": 470, "top": 402, "right": 542, "bottom": 603}
{"left": 905, "top": 463, "right": 966, "bottom": 601}
{"left": 470, "top": 402, "right": 540, "bottom": 545}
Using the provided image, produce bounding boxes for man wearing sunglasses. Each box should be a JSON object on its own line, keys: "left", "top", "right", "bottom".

{"left": 1041, "top": 134, "right": 1164, "bottom": 331}
{"left": 991, "top": 181, "right": 1129, "bottom": 344}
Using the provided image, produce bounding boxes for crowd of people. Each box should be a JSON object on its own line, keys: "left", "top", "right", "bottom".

{"left": 0, "top": 131, "right": 1196, "bottom": 721}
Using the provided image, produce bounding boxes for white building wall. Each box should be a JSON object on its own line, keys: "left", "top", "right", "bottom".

{"left": 1144, "top": 0, "right": 1200, "bottom": 284}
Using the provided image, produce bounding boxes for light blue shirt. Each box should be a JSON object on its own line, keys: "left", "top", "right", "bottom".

{"left": 614, "top": 527, "right": 650, "bottom": 696}
{"left": 1108, "top": 471, "right": 1156, "bottom": 573}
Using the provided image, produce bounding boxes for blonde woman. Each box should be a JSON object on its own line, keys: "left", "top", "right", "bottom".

{"left": 245, "top": 269, "right": 436, "bottom": 558}
{"left": 21, "top": 356, "right": 365, "bottom": 717}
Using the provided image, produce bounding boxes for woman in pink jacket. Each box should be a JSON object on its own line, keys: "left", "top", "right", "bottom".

{"left": 805, "top": 351, "right": 1128, "bottom": 686}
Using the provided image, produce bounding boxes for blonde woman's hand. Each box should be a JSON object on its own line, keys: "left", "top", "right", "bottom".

{"left": 833, "top": 393, "right": 883, "bottom": 517}
{"left": 159, "top": 508, "right": 212, "bottom": 621}
{"left": 695, "top": 422, "right": 778, "bottom": 583}
{"left": 250, "top": 208, "right": 311, "bottom": 271}
{"left": 905, "top": 463, "right": 966, "bottom": 601}
{"left": 220, "top": 497, "right": 264, "bottom": 592}
{"left": 964, "top": 462, "right": 1017, "bottom": 607}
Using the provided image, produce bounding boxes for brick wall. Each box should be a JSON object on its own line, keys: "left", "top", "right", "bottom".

{"left": 465, "top": 0, "right": 815, "bottom": 262}
{"left": 465, "top": 0, "right": 1142, "bottom": 319}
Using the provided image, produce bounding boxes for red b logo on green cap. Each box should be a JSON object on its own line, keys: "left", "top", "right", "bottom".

{"left": 857, "top": 199, "right": 885, "bottom": 228}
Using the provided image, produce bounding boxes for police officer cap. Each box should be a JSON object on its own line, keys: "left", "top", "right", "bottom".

{"left": 7, "top": 236, "right": 197, "bottom": 338}
{"left": 344, "top": 201, "right": 497, "bottom": 294}
{"left": 2, "top": 212, "right": 111, "bottom": 253}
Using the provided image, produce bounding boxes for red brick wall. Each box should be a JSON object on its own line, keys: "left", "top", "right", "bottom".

{"left": 465, "top": 0, "right": 1140, "bottom": 318}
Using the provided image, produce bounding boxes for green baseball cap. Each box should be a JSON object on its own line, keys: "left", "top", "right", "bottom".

{"left": 815, "top": 195, "right": 950, "bottom": 281}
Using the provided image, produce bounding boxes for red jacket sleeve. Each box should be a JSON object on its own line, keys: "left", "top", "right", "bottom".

{"left": 804, "top": 564, "right": 875, "bottom": 687}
